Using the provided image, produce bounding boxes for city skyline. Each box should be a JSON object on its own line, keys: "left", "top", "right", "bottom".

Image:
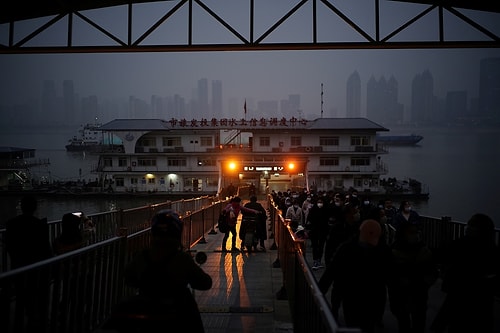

{"left": 1, "top": 54, "right": 498, "bottom": 128}
{"left": 1, "top": 2, "right": 500, "bottom": 127}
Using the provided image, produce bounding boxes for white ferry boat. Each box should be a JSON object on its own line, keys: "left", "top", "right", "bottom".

{"left": 66, "top": 122, "right": 124, "bottom": 153}
{"left": 93, "top": 117, "right": 392, "bottom": 195}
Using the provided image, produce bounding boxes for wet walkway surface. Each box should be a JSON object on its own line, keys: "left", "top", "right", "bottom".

{"left": 192, "top": 220, "right": 500, "bottom": 333}
{"left": 192, "top": 225, "right": 293, "bottom": 333}
{"left": 96, "top": 198, "right": 500, "bottom": 333}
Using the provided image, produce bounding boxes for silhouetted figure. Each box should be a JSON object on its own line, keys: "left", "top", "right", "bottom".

{"left": 430, "top": 213, "right": 500, "bottom": 333}
{"left": 105, "top": 209, "right": 212, "bottom": 333}
{"left": 5, "top": 195, "right": 52, "bottom": 268}
{"left": 5, "top": 195, "right": 53, "bottom": 332}
{"left": 53, "top": 213, "right": 85, "bottom": 255}
{"left": 318, "top": 219, "right": 391, "bottom": 333}
{"left": 388, "top": 222, "right": 439, "bottom": 333}
{"left": 221, "top": 197, "right": 260, "bottom": 252}
{"left": 306, "top": 198, "right": 332, "bottom": 270}
{"left": 392, "top": 200, "right": 420, "bottom": 230}
{"left": 243, "top": 196, "right": 268, "bottom": 251}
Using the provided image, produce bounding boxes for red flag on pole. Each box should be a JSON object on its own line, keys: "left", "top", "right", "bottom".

{"left": 244, "top": 100, "right": 247, "bottom": 116}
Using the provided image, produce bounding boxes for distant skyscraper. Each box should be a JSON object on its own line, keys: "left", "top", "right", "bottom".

{"left": 445, "top": 90, "right": 467, "bottom": 122}
{"left": 257, "top": 100, "right": 279, "bottom": 117}
{"left": 479, "top": 57, "right": 500, "bottom": 120}
{"left": 82, "top": 95, "right": 99, "bottom": 121}
{"left": 386, "top": 75, "right": 404, "bottom": 124}
{"left": 211, "top": 80, "right": 222, "bottom": 116}
{"left": 280, "top": 99, "right": 290, "bottom": 117}
{"left": 411, "top": 70, "right": 435, "bottom": 124}
{"left": 63, "top": 80, "right": 76, "bottom": 125}
{"left": 346, "top": 71, "right": 361, "bottom": 117}
{"left": 197, "top": 78, "right": 209, "bottom": 114}
{"left": 173, "top": 94, "right": 185, "bottom": 119}
{"left": 366, "top": 74, "right": 402, "bottom": 124}
{"left": 288, "top": 94, "right": 301, "bottom": 118}
{"left": 41, "top": 80, "right": 58, "bottom": 125}
{"left": 151, "top": 95, "right": 164, "bottom": 119}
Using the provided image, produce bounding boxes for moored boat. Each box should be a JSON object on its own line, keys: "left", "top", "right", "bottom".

{"left": 376, "top": 134, "right": 423, "bottom": 146}
{"left": 66, "top": 123, "right": 123, "bottom": 152}
{"left": 0, "top": 146, "right": 50, "bottom": 191}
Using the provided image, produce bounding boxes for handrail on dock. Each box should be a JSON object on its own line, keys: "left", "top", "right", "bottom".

{"left": 1, "top": 191, "right": 499, "bottom": 332}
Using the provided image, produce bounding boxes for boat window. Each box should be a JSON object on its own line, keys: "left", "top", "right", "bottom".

{"left": 351, "top": 156, "right": 370, "bottom": 166}
{"left": 259, "top": 137, "right": 270, "bottom": 147}
{"left": 162, "top": 137, "right": 182, "bottom": 146}
{"left": 291, "top": 136, "right": 302, "bottom": 146}
{"left": 351, "top": 136, "right": 370, "bottom": 146}
{"left": 319, "top": 136, "right": 339, "bottom": 146}
{"left": 137, "top": 137, "right": 156, "bottom": 147}
{"left": 200, "top": 137, "right": 213, "bottom": 146}
{"left": 138, "top": 158, "right": 157, "bottom": 166}
{"left": 168, "top": 158, "right": 187, "bottom": 167}
{"left": 115, "top": 178, "right": 124, "bottom": 187}
{"left": 320, "top": 157, "right": 339, "bottom": 166}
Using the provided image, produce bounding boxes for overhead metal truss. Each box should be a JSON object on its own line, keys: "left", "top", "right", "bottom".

{"left": 0, "top": 0, "right": 499, "bottom": 54}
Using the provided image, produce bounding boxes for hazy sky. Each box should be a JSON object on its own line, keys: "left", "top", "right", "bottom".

{"left": 1, "top": 0, "right": 500, "bottom": 119}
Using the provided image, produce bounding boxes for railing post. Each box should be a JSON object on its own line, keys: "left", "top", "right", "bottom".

{"left": 198, "top": 210, "right": 207, "bottom": 244}
{"left": 208, "top": 205, "right": 218, "bottom": 235}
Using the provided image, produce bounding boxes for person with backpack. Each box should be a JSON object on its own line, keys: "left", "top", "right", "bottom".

{"left": 221, "top": 197, "right": 260, "bottom": 252}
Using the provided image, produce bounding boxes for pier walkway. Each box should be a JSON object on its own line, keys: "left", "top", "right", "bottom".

{"left": 2, "top": 195, "right": 500, "bottom": 333}
{"left": 94, "top": 197, "right": 498, "bottom": 333}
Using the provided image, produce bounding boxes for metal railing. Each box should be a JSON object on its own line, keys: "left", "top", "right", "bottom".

{"left": 265, "top": 196, "right": 500, "bottom": 333}
{"left": 0, "top": 197, "right": 229, "bottom": 333}
{"left": 1, "top": 192, "right": 499, "bottom": 333}
{"left": 0, "top": 195, "right": 219, "bottom": 273}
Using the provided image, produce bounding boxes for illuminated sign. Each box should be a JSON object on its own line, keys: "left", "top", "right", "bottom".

{"left": 244, "top": 166, "right": 285, "bottom": 171}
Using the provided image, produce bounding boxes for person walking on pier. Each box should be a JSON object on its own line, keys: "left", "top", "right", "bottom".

{"left": 306, "top": 198, "right": 332, "bottom": 270}
{"left": 106, "top": 209, "right": 213, "bottom": 333}
{"left": 221, "top": 196, "right": 260, "bottom": 252}
{"left": 388, "top": 222, "right": 439, "bottom": 333}
{"left": 243, "top": 195, "right": 268, "bottom": 251}
{"left": 318, "top": 219, "right": 391, "bottom": 333}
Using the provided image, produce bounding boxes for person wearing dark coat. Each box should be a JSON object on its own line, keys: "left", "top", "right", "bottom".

{"left": 306, "top": 198, "right": 332, "bottom": 270}
{"left": 388, "top": 222, "right": 439, "bottom": 333}
{"left": 5, "top": 195, "right": 53, "bottom": 332}
{"left": 107, "top": 209, "right": 213, "bottom": 333}
{"left": 318, "top": 219, "right": 392, "bottom": 333}
{"left": 243, "top": 196, "right": 268, "bottom": 251}
{"left": 5, "top": 195, "right": 52, "bottom": 268}
{"left": 430, "top": 213, "right": 500, "bottom": 333}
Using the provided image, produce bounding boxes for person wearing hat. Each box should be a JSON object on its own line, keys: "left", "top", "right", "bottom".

{"left": 109, "top": 209, "right": 212, "bottom": 333}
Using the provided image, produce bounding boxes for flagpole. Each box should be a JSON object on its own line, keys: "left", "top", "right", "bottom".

{"left": 244, "top": 99, "right": 247, "bottom": 120}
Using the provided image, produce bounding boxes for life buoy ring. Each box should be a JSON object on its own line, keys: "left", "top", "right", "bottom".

{"left": 305, "top": 146, "right": 312, "bottom": 152}
{"left": 364, "top": 180, "right": 369, "bottom": 185}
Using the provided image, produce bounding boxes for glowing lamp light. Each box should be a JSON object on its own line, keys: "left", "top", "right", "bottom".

{"left": 288, "top": 162, "right": 295, "bottom": 170}
{"left": 228, "top": 162, "right": 237, "bottom": 170}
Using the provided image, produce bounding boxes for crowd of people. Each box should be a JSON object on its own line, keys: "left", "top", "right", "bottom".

{"left": 5, "top": 192, "right": 500, "bottom": 332}
{"left": 271, "top": 188, "right": 500, "bottom": 333}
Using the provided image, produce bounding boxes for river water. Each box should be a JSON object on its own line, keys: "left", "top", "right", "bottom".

{"left": 1, "top": 125, "right": 499, "bottom": 226}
